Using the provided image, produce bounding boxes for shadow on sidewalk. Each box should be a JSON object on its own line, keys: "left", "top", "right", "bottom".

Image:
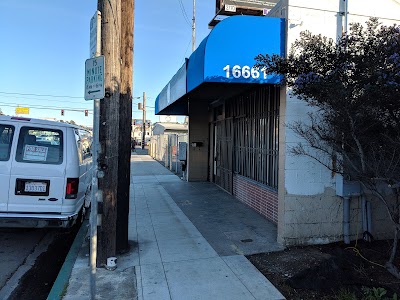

{"left": 132, "top": 148, "right": 148, "bottom": 155}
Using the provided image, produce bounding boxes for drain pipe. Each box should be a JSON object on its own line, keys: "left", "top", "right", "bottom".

{"left": 366, "top": 200, "right": 372, "bottom": 240}
{"left": 361, "top": 194, "right": 373, "bottom": 242}
{"left": 343, "top": 196, "right": 351, "bottom": 244}
{"left": 361, "top": 195, "right": 368, "bottom": 239}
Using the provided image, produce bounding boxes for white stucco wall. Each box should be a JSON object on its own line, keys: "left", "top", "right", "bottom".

{"left": 275, "top": 0, "right": 400, "bottom": 245}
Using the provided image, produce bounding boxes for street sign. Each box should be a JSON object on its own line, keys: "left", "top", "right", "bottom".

{"left": 90, "top": 11, "right": 101, "bottom": 58}
{"left": 85, "top": 56, "right": 105, "bottom": 100}
{"left": 15, "top": 107, "right": 29, "bottom": 114}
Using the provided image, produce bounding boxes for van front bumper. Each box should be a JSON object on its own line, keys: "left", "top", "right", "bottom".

{"left": 0, "top": 212, "right": 79, "bottom": 228}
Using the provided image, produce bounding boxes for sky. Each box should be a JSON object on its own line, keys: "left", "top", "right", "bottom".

{"left": 0, "top": 0, "right": 215, "bottom": 127}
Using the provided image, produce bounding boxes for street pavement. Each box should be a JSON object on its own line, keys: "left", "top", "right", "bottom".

{"left": 60, "top": 153, "right": 285, "bottom": 300}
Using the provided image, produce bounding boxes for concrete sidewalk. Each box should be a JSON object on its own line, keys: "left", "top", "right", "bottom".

{"left": 61, "top": 154, "right": 285, "bottom": 300}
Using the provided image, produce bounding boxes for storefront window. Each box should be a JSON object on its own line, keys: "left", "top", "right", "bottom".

{"left": 229, "top": 86, "right": 280, "bottom": 188}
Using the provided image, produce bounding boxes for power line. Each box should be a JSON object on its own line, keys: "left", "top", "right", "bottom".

{"left": 0, "top": 92, "right": 146, "bottom": 104}
{"left": 0, "top": 91, "right": 83, "bottom": 99}
{"left": 0, "top": 101, "right": 91, "bottom": 110}
{"left": 0, "top": 103, "right": 92, "bottom": 112}
{"left": 0, "top": 91, "right": 154, "bottom": 112}
{"left": 180, "top": 38, "right": 192, "bottom": 67}
{"left": 0, "top": 95, "right": 88, "bottom": 104}
{"left": 177, "top": 0, "right": 191, "bottom": 27}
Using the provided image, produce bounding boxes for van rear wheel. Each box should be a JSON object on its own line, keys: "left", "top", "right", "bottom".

{"left": 75, "top": 206, "right": 85, "bottom": 227}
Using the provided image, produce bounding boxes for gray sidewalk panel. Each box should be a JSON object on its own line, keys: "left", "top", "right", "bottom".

{"left": 138, "top": 241, "right": 162, "bottom": 265}
{"left": 157, "top": 236, "right": 218, "bottom": 263}
{"left": 163, "top": 258, "right": 255, "bottom": 300}
{"left": 137, "top": 264, "right": 171, "bottom": 300}
{"left": 153, "top": 223, "right": 204, "bottom": 241}
{"left": 222, "top": 255, "right": 285, "bottom": 300}
{"left": 136, "top": 226, "right": 157, "bottom": 243}
{"left": 150, "top": 212, "right": 191, "bottom": 227}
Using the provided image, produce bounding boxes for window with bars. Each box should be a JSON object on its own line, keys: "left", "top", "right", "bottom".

{"left": 226, "top": 86, "right": 280, "bottom": 189}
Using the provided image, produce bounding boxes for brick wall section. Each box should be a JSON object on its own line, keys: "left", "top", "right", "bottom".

{"left": 233, "top": 174, "right": 278, "bottom": 224}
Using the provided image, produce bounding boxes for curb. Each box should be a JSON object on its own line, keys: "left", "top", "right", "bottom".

{"left": 0, "top": 231, "right": 56, "bottom": 300}
{"left": 47, "top": 219, "right": 89, "bottom": 300}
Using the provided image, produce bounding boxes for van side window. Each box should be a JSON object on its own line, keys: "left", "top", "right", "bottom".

{"left": 16, "top": 127, "right": 63, "bottom": 164}
{"left": 0, "top": 124, "right": 14, "bottom": 161}
{"left": 79, "top": 129, "right": 92, "bottom": 160}
{"left": 74, "top": 129, "right": 83, "bottom": 164}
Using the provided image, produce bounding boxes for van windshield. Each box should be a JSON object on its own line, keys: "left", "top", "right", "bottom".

{"left": 16, "top": 127, "right": 63, "bottom": 164}
{"left": 0, "top": 124, "right": 15, "bottom": 161}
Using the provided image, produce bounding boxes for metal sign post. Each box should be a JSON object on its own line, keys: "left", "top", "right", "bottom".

{"left": 86, "top": 10, "right": 102, "bottom": 300}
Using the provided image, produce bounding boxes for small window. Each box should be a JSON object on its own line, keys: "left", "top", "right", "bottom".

{"left": 79, "top": 129, "right": 92, "bottom": 160}
{"left": 0, "top": 124, "right": 15, "bottom": 161}
{"left": 16, "top": 127, "right": 63, "bottom": 164}
{"left": 73, "top": 129, "right": 83, "bottom": 164}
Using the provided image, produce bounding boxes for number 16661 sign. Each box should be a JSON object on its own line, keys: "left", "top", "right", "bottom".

{"left": 85, "top": 56, "right": 105, "bottom": 100}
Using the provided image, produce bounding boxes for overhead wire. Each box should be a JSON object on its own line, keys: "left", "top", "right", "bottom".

{"left": 0, "top": 91, "right": 83, "bottom": 99}
{"left": 0, "top": 104, "right": 154, "bottom": 112}
{"left": 177, "top": 0, "right": 192, "bottom": 27}
{"left": 0, "top": 102, "right": 92, "bottom": 111}
{"left": 175, "top": 1, "right": 193, "bottom": 70}
{"left": 0, "top": 103, "right": 92, "bottom": 113}
{"left": 179, "top": 38, "right": 192, "bottom": 68}
{"left": 0, "top": 95, "right": 88, "bottom": 105}
{"left": 0, "top": 92, "right": 144, "bottom": 106}
{"left": 0, "top": 90, "right": 155, "bottom": 114}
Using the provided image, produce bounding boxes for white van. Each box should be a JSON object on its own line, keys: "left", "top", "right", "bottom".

{"left": 0, "top": 116, "right": 92, "bottom": 228}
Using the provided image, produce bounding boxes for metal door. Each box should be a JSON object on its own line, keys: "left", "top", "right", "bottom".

{"left": 214, "top": 118, "right": 233, "bottom": 193}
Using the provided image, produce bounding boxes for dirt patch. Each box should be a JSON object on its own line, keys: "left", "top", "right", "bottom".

{"left": 247, "top": 240, "right": 400, "bottom": 300}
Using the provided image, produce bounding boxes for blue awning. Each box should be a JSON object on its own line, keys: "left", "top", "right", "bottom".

{"left": 155, "top": 15, "right": 285, "bottom": 115}
{"left": 155, "top": 62, "right": 187, "bottom": 115}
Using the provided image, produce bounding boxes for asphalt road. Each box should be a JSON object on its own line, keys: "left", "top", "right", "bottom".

{"left": 0, "top": 228, "right": 58, "bottom": 299}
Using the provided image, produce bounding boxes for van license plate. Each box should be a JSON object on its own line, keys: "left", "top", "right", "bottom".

{"left": 25, "top": 182, "right": 47, "bottom": 193}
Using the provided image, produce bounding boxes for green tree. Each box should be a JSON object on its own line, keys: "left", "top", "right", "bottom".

{"left": 256, "top": 18, "right": 400, "bottom": 278}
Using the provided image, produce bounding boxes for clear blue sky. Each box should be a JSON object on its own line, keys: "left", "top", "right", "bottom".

{"left": 0, "top": 1, "right": 215, "bottom": 126}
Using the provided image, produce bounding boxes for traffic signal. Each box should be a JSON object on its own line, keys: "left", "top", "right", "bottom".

{"left": 84, "top": 110, "right": 88, "bottom": 117}
{"left": 61, "top": 109, "right": 64, "bottom": 116}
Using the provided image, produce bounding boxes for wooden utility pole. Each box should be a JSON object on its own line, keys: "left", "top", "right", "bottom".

{"left": 97, "top": 0, "right": 121, "bottom": 266}
{"left": 141, "top": 92, "right": 146, "bottom": 149}
{"left": 117, "top": 0, "right": 134, "bottom": 253}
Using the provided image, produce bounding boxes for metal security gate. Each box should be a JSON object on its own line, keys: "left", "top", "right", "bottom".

{"left": 211, "top": 85, "right": 280, "bottom": 192}
{"left": 228, "top": 86, "right": 279, "bottom": 188}
{"left": 214, "top": 118, "right": 233, "bottom": 193}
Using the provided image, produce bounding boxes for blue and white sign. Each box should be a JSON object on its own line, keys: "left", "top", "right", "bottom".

{"left": 187, "top": 16, "right": 285, "bottom": 92}
{"left": 85, "top": 56, "right": 105, "bottom": 100}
